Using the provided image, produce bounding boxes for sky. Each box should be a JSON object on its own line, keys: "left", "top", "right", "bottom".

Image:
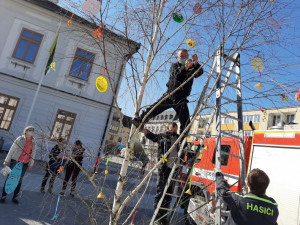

{"left": 58, "top": 0, "right": 300, "bottom": 117}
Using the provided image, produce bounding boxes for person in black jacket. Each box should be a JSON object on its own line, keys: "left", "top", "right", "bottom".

{"left": 141, "top": 122, "right": 181, "bottom": 224}
{"left": 215, "top": 168, "right": 279, "bottom": 225}
{"left": 40, "top": 138, "right": 65, "bottom": 194}
{"left": 60, "top": 140, "right": 85, "bottom": 197}
{"left": 133, "top": 49, "right": 204, "bottom": 134}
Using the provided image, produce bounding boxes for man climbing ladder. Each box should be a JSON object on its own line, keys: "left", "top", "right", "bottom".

{"left": 132, "top": 49, "right": 204, "bottom": 134}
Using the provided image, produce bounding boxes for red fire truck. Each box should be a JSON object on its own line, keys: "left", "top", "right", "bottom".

{"left": 186, "top": 129, "right": 300, "bottom": 225}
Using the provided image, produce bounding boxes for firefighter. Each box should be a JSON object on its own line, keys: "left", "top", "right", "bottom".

{"left": 132, "top": 49, "right": 204, "bottom": 134}
{"left": 140, "top": 122, "right": 181, "bottom": 225}
{"left": 215, "top": 168, "right": 279, "bottom": 225}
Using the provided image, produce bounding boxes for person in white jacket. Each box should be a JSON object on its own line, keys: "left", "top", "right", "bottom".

{"left": 0, "top": 126, "right": 37, "bottom": 204}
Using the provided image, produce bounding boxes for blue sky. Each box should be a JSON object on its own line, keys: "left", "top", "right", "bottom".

{"left": 59, "top": 0, "right": 300, "bottom": 117}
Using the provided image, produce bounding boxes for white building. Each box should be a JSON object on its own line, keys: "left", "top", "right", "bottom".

{"left": 0, "top": 0, "right": 140, "bottom": 168}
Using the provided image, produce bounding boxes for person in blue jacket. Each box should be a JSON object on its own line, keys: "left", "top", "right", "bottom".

{"left": 40, "top": 138, "right": 65, "bottom": 194}
{"left": 215, "top": 168, "right": 279, "bottom": 225}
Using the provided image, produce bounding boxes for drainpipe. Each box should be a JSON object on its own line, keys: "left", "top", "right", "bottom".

{"left": 96, "top": 53, "right": 132, "bottom": 161}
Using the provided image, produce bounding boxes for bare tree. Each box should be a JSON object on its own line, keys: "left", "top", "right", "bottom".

{"left": 39, "top": 0, "right": 300, "bottom": 224}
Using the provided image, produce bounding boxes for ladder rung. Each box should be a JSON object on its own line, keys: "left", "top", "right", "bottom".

{"left": 221, "top": 81, "right": 237, "bottom": 88}
{"left": 222, "top": 53, "right": 238, "bottom": 62}
{"left": 220, "top": 112, "right": 241, "bottom": 121}
{"left": 159, "top": 207, "right": 174, "bottom": 211}
{"left": 171, "top": 178, "right": 187, "bottom": 184}
{"left": 221, "top": 131, "right": 243, "bottom": 140}
{"left": 223, "top": 67, "right": 239, "bottom": 75}
{"left": 176, "top": 163, "right": 191, "bottom": 169}
{"left": 221, "top": 96, "right": 237, "bottom": 104}
{"left": 220, "top": 150, "right": 242, "bottom": 159}
{"left": 165, "top": 193, "right": 180, "bottom": 198}
{"left": 224, "top": 173, "right": 240, "bottom": 180}
{"left": 184, "top": 149, "right": 196, "bottom": 154}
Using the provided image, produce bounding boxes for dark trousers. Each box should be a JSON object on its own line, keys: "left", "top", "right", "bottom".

{"left": 41, "top": 168, "right": 57, "bottom": 189}
{"left": 141, "top": 95, "right": 190, "bottom": 134}
{"left": 2, "top": 160, "right": 28, "bottom": 199}
{"left": 62, "top": 164, "right": 81, "bottom": 192}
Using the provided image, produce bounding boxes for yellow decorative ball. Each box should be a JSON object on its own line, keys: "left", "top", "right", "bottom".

{"left": 105, "top": 170, "right": 108, "bottom": 175}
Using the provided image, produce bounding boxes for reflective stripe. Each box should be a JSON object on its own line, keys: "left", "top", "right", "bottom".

{"left": 235, "top": 193, "right": 278, "bottom": 206}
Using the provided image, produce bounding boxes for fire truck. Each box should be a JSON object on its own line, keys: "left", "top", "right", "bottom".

{"left": 186, "top": 129, "right": 300, "bottom": 225}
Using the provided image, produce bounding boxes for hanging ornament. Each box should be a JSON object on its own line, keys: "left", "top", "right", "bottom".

{"left": 295, "top": 88, "right": 300, "bottom": 101}
{"left": 267, "top": 12, "right": 281, "bottom": 29}
{"left": 106, "top": 157, "right": 110, "bottom": 165}
{"left": 260, "top": 108, "right": 267, "bottom": 122}
{"left": 186, "top": 39, "right": 196, "bottom": 48}
{"left": 280, "top": 94, "right": 288, "bottom": 101}
{"left": 68, "top": 13, "right": 74, "bottom": 26}
{"left": 89, "top": 172, "right": 97, "bottom": 181}
{"left": 50, "top": 62, "right": 56, "bottom": 71}
{"left": 93, "top": 26, "right": 103, "bottom": 41}
{"left": 254, "top": 82, "right": 263, "bottom": 90}
{"left": 97, "top": 191, "right": 104, "bottom": 198}
{"left": 118, "top": 144, "right": 124, "bottom": 150}
{"left": 82, "top": 0, "right": 101, "bottom": 16}
{"left": 251, "top": 57, "right": 264, "bottom": 72}
{"left": 172, "top": 12, "right": 184, "bottom": 23}
{"left": 95, "top": 76, "right": 108, "bottom": 92}
{"left": 189, "top": 3, "right": 202, "bottom": 14}
{"left": 130, "top": 210, "right": 138, "bottom": 225}
{"left": 105, "top": 170, "right": 108, "bottom": 175}
{"left": 57, "top": 166, "right": 64, "bottom": 174}
{"left": 160, "top": 154, "right": 167, "bottom": 164}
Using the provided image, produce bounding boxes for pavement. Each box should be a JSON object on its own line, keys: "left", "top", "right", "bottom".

{"left": 0, "top": 153, "right": 185, "bottom": 225}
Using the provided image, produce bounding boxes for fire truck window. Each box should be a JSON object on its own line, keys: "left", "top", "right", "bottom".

{"left": 212, "top": 145, "right": 231, "bottom": 166}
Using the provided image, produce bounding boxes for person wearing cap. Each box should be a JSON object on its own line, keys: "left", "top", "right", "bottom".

{"left": 0, "top": 126, "right": 37, "bottom": 204}
{"left": 215, "top": 168, "right": 279, "bottom": 225}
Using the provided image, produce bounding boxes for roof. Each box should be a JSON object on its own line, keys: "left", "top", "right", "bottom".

{"left": 24, "top": 0, "right": 140, "bottom": 54}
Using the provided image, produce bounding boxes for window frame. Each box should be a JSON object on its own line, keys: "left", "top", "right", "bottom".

{"left": 0, "top": 93, "right": 20, "bottom": 131}
{"left": 69, "top": 48, "right": 95, "bottom": 81}
{"left": 272, "top": 115, "right": 281, "bottom": 126}
{"left": 12, "top": 28, "right": 44, "bottom": 64}
{"left": 50, "top": 109, "right": 76, "bottom": 143}
{"left": 286, "top": 114, "right": 295, "bottom": 124}
{"left": 212, "top": 145, "right": 231, "bottom": 166}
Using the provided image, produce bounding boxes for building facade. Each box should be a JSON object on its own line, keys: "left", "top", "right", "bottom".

{"left": 0, "top": 0, "right": 139, "bottom": 168}
{"left": 105, "top": 112, "right": 131, "bottom": 155}
{"left": 189, "top": 105, "right": 300, "bottom": 140}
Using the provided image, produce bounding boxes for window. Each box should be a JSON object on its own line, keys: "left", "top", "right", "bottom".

{"left": 160, "top": 115, "right": 164, "bottom": 120}
{"left": 110, "top": 135, "right": 114, "bottom": 140}
{"left": 243, "top": 115, "right": 258, "bottom": 123}
{"left": 51, "top": 109, "right": 76, "bottom": 142}
{"left": 165, "top": 115, "right": 168, "bottom": 120}
{"left": 286, "top": 114, "right": 295, "bottom": 124}
{"left": 13, "top": 28, "right": 43, "bottom": 63}
{"left": 212, "top": 145, "right": 231, "bottom": 166}
{"left": 272, "top": 115, "right": 281, "bottom": 126}
{"left": 244, "top": 131, "right": 253, "bottom": 136}
{"left": 253, "top": 115, "right": 260, "bottom": 123}
{"left": 221, "top": 117, "right": 233, "bottom": 124}
{"left": 198, "top": 119, "right": 208, "bottom": 128}
{"left": 118, "top": 137, "right": 122, "bottom": 142}
{"left": 169, "top": 114, "right": 174, "bottom": 120}
{"left": 69, "top": 48, "right": 95, "bottom": 80}
{"left": 0, "top": 94, "right": 19, "bottom": 130}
